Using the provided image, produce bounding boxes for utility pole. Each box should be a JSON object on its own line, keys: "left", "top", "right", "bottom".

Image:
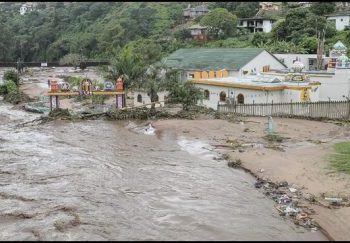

{"left": 316, "top": 29, "right": 325, "bottom": 71}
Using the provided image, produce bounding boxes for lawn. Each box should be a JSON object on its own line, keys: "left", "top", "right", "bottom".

{"left": 330, "top": 141, "right": 350, "bottom": 174}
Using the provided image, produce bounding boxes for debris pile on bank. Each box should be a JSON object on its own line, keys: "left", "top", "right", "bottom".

{"left": 254, "top": 178, "right": 320, "bottom": 231}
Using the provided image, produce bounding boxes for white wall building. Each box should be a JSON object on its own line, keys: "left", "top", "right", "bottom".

{"left": 273, "top": 54, "right": 330, "bottom": 71}
{"left": 133, "top": 91, "right": 168, "bottom": 108}
{"left": 192, "top": 70, "right": 320, "bottom": 110}
{"left": 237, "top": 17, "right": 275, "bottom": 33}
{"left": 19, "top": 2, "right": 35, "bottom": 15}
{"left": 326, "top": 11, "right": 350, "bottom": 31}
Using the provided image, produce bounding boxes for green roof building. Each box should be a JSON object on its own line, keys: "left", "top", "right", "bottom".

{"left": 161, "top": 48, "right": 287, "bottom": 80}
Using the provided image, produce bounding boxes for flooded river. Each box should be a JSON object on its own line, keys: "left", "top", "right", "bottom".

{"left": 0, "top": 101, "right": 326, "bottom": 240}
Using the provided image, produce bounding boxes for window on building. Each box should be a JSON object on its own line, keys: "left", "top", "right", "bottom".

{"left": 204, "top": 90, "right": 210, "bottom": 100}
{"left": 219, "top": 91, "right": 226, "bottom": 102}
{"left": 341, "top": 18, "right": 343, "bottom": 22}
{"left": 188, "top": 73, "right": 194, "bottom": 78}
{"left": 237, "top": 94, "right": 244, "bottom": 104}
{"left": 155, "top": 94, "right": 159, "bottom": 102}
{"left": 137, "top": 94, "right": 142, "bottom": 103}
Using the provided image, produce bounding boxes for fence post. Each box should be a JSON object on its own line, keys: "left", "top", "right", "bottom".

{"left": 271, "top": 100, "right": 274, "bottom": 116}
{"left": 347, "top": 100, "right": 350, "bottom": 120}
{"left": 253, "top": 100, "right": 255, "bottom": 116}
{"left": 217, "top": 101, "right": 219, "bottom": 111}
{"left": 290, "top": 99, "right": 293, "bottom": 116}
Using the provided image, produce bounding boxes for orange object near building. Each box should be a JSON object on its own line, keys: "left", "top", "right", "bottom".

{"left": 201, "top": 71, "right": 208, "bottom": 79}
{"left": 50, "top": 80, "right": 58, "bottom": 92}
{"left": 208, "top": 70, "right": 215, "bottom": 78}
{"left": 194, "top": 71, "right": 201, "bottom": 79}
{"left": 116, "top": 77, "right": 124, "bottom": 91}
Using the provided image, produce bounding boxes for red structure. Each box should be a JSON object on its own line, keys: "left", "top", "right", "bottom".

{"left": 50, "top": 80, "right": 59, "bottom": 92}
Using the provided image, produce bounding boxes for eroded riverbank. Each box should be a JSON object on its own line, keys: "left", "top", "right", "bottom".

{"left": 153, "top": 118, "right": 350, "bottom": 241}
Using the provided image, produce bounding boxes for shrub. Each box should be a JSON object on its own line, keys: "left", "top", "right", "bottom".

{"left": 6, "top": 80, "right": 18, "bottom": 93}
{"left": 3, "top": 69, "right": 19, "bottom": 86}
{"left": 0, "top": 84, "right": 7, "bottom": 95}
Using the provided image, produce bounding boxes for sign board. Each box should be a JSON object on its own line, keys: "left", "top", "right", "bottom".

{"left": 300, "top": 88, "right": 310, "bottom": 102}
{"left": 41, "top": 63, "right": 48, "bottom": 67}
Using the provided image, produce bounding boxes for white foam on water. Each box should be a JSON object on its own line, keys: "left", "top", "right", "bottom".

{"left": 143, "top": 124, "right": 155, "bottom": 135}
{"left": 177, "top": 136, "right": 217, "bottom": 161}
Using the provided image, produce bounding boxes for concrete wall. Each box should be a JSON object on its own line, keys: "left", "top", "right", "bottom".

{"left": 262, "top": 20, "right": 273, "bottom": 33}
{"left": 133, "top": 91, "right": 168, "bottom": 108}
{"left": 240, "top": 50, "right": 286, "bottom": 76}
{"left": 264, "top": 71, "right": 350, "bottom": 101}
{"left": 309, "top": 70, "right": 350, "bottom": 101}
{"left": 273, "top": 54, "right": 329, "bottom": 70}
{"left": 328, "top": 16, "right": 350, "bottom": 31}
{"left": 195, "top": 84, "right": 289, "bottom": 109}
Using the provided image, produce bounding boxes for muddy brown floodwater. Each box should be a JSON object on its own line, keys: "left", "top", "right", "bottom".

{"left": 0, "top": 102, "right": 327, "bottom": 241}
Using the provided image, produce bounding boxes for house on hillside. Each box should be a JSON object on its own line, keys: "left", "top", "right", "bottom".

{"left": 335, "top": 2, "right": 350, "bottom": 11}
{"left": 326, "top": 11, "right": 350, "bottom": 31}
{"left": 187, "top": 24, "right": 208, "bottom": 42}
{"left": 161, "top": 48, "right": 287, "bottom": 81}
{"left": 237, "top": 16, "right": 275, "bottom": 33}
{"left": 19, "top": 2, "right": 36, "bottom": 15}
{"left": 183, "top": 4, "right": 209, "bottom": 21}
{"left": 259, "top": 2, "right": 282, "bottom": 11}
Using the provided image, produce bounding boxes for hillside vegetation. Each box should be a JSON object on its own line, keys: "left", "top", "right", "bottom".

{"left": 0, "top": 1, "right": 349, "bottom": 67}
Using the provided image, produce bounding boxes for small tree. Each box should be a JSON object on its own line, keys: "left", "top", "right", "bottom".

{"left": 59, "top": 53, "right": 87, "bottom": 69}
{"left": 168, "top": 81, "right": 203, "bottom": 111}
{"left": 141, "top": 65, "right": 167, "bottom": 115}
{"left": 3, "top": 69, "right": 20, "bottom": 86}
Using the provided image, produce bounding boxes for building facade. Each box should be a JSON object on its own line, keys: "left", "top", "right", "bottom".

{"left": 237, "top": 17, "right": 275, "bottom": 33}
{"left": 192, "top": 64, "right": 320, "bottom": 110}
{"left": 187, "top": 24, "right": 208, "bottom": 42}
{"left": 326, "top": 11, "right": 350, "bottom": 31}
{"left": 273, "top": 54, "right": 330, "bottom": 71}
{"left": 133, "top": 91, "right": 168, "bottom": 108}
{"left": 183, "top": 4, "right": 209, "bottom": 21}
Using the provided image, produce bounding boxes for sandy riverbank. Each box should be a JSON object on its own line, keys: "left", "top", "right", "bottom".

{"left": 153, "top": 118, "right": 350, "bottom": 241}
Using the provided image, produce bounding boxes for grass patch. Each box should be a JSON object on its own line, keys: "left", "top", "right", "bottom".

{"left": 263, "top": 133, "right": 285, "bottom": 143}
{"left": 330, "top": 142, "right": 350, "bottom": 174}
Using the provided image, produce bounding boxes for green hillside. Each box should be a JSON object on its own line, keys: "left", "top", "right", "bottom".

{"left": 0, "top": 1, "right": 348, "bottom": 66}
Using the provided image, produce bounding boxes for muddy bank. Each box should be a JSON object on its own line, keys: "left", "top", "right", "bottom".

{"left": 153, "top": 118, "right": 350, "bottom": 241}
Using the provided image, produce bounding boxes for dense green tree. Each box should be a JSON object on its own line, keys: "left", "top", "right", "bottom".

{"left": 301, "top": 36, "right": 318, "bottom": 54}
{"left": 168, "top": 81, "right": 203, "bottom": 111}
{"left": 200, "top": 8, "right": 238, "bottom": 39}
{"left": 310, "top": 2, "right": 335, "bottom": 16}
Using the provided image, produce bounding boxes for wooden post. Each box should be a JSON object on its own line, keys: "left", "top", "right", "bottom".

{"left": 55, "top": 96, "right": 59, "bottom": 109}
{"left": 50, "top": 96, "right": 52, "bottom": 111}
{"left": 253, "top": 100, "right": 255, "bottom": 116}
{"left": 116, "top": 95, "right": 118, "bottom": 109}
{"left": 347, "top": 100, "right": 350, "bottom": 120}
